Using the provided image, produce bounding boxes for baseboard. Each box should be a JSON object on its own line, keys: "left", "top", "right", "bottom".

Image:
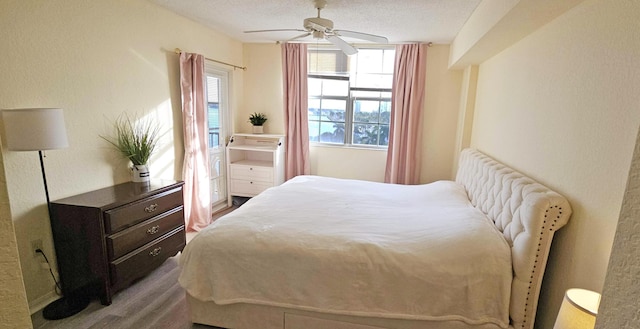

{"left": 29, "top": 291, "right": 59, "bottom": 315}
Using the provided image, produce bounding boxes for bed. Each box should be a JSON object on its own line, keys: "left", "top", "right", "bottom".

{"left": 178, "top": 149, "right": 572, "bottom": 329}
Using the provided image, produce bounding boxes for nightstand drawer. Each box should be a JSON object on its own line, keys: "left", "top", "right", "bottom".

{"left": 106, "top": 206, "right": 184, "bottom": 260}
{"left": 230, "top": 165, "right": 273, "bottom": 182}
{"left": 109, "top": 227, "right": 186, "bottom": 291}
{"left": 104, "top": 187, "right": 183, "bottom": 233}
{"left": 230, "top": 179, "right": 272, "bottom": 195}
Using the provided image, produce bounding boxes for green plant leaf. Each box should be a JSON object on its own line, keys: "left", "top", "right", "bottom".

{"left": 248, "top": 112, "right": 267, "bottom": 126}
{"left": 100, "top": 113, "right": 161, "bottom": 165}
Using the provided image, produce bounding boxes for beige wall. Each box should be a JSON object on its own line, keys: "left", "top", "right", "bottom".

{"left": 595, "top": 127, "right": 640, "bottom": 329}
{"left": 420, "top": 45, "right": 463, "bottom": 183}
{"left": 0, "top": 0, "right": 243, "bottom": 314}
{"left": 0, "top": 158, "right": 31, "bottom": 328}
{"left": 467, "top": 0, "right": 640, "bottom": 327}
{"left": 240, "top": 44, "right": 285, "bottom": 135}
{"left": 241, "top": 44, "right": 462, "bottom": 183}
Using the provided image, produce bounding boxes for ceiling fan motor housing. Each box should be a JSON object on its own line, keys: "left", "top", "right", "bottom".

{"left": 304, "top": 17, "right": 333, "bottom": 32}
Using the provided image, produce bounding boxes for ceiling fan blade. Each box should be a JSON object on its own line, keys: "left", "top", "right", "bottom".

{"left": 286, "top": 32, "right": 312, "bottom": 42}
{"left": 244, "top": 29, "right": 307, "bottom": 33}
{"left": 326, "top": 35, "right": 358, "bottom": 55}
{"left": 333, "top": 30, "right": 388, "bottom": 44}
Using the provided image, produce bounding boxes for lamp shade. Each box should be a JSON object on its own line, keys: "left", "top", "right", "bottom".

{"left": 553, "top": 288, "right": 601, "bottom": 329}
{"left": 2, "top": 108, "right": 69, "bottom": 151}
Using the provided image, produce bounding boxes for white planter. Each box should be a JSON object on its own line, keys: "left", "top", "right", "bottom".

{"left": 252, "top": 125, "right": 264, "bottom": 134}
{"left": 131, "top": 164, "right": 150, "bottom": 183}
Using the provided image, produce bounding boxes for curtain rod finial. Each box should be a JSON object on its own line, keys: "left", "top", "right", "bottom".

{"left": 174, "top": 48, "right": 182, "bottom": 54}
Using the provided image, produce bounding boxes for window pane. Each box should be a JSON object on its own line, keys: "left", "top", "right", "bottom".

{"left": 309, "top": 50, "right": 348, "bottom": 73}
{"left": 353, "top": 124, "right": 390, "bottom": 146}
{"left": 356, "top": 49, "right": 383, "bottom": 73}
{"left": 351, "top": 90, "right": 391, "bottom": 99}
{"left": 319, "top": 122, "right": 345, "bottom": 143}
{"left": 353, "top": 124, "right": 379, "bottom": 145}
{"left": 308, "top": 99, "right": 321, "bottom": 120}
{"left": 353, "top": 73, "right": 393, "bottom": 89}
{"left": 308, "top": 78, "right": 322, "bottom": 96}
{"left": 354, "top": 100, "right": 380, "bottom": 123}
{"left": 379, "top": 125, "right": 390, "bottom": 146}
{"left": 308, "top": 121, "right": 320, "bottom": 142}
{"left": 379, "top": 74, "right": 393, "bottom": 88}
{"left": 206, "top": 76, "right": 219, "bottom": 102}
{"left": 321, "top": 109, "right": 345, "bottom": 123}
{"left": 382, "top": 49, "right": 396, "bottom": 73}
{"left": 322, "top": 79, "right": 348, "bottom": 96}
{"left": 207, "top": 102, "right": 219, "bottom": 147}
{"left": 320, "top": 99, "right": 346, "bottom": 122}
{"left": 380, "top": 101, "right": 391, "bottom": 124}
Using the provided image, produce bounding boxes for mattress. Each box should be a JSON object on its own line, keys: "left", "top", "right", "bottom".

{"left": 178, "top": 176, "right": 513, "bottom": 328}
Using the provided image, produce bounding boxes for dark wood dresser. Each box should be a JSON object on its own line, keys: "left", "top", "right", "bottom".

{"left": 49, "top": 180, "right": 185, "bottom": 305}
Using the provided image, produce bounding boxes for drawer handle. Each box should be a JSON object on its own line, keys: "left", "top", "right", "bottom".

{"left": 147, "top": 225, "right": 160, "bottom": 235}
{"left": 144, "top": 204, "right": 158, "bottom": 213}
{"left": 149, "top": 247, "right": 162, "bottom": 257}
{"left": 250, "top": 167, "right": 253, "bottom": 170}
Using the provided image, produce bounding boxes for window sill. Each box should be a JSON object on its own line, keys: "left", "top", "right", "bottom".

{"left": 310, "top": 143, "right": 388, "bottom": 152}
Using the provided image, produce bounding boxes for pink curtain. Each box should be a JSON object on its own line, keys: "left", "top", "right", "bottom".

{"left": 179, "top": 52, "right": 212, "bottom": 232}
{"left": 384, "top": 44, "right": 427, "bottom": 185}
{"left": 281, "top": 43, "right": 310, "bottom": 180}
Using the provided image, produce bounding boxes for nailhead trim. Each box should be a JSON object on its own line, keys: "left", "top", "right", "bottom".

{"left": 519, "top": 205, "right": 562, "bottom": 328}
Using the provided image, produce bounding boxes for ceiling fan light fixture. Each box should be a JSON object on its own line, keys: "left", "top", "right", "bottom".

{"left": 312, "top": 30, "right": 324, "bottom": 39}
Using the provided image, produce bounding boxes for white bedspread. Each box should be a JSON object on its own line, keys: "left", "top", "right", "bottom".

{"left": 179, "top": 176, "right": 512, "bottom": 328}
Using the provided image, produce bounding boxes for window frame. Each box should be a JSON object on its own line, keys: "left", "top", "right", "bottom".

{"left": 308, "top": 74, "right": 350, "bottom": 145}
{"left": 350, "top": 87, "right": 392, "bottom": 147}
{"left": 307, "top": 46, "right": 394, "bottom": 149}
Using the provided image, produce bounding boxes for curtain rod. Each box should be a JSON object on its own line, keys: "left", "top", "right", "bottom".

{"left": 174, "top": 48, "right": 247, "bottom": 71}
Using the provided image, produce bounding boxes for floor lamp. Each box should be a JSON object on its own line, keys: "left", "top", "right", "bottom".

{"left": 2, "top": 108, "right": 89, "bottom": 319}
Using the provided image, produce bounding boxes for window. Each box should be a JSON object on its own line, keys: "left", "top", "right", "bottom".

{"left": 206, "top": 76, "right": 220, "bottom": 147}
{"left": 308, "top": 47, "right": 395, "bottom": 147}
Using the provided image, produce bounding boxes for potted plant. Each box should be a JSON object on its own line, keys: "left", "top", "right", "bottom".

{"left": 101, "top": 114, "right": 160, "bottom": 183}
{"left": 248, "top": 112, "right": 267, "bottom": 134}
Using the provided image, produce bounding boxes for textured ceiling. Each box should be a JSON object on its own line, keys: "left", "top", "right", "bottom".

{"left": 148, "top": 0, "right": 482, "bottom": 44}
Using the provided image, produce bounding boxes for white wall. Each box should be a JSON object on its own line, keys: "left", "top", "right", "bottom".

{"left": 467, "top": 0, "right": 640, "bottom": 327}
{"left": 0, "top": 0, "right": 243, "bottom": 314}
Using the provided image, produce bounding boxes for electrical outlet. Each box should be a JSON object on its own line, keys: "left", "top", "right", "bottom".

{"left": 31, "top": 239, "right": 43, "bottom": 257}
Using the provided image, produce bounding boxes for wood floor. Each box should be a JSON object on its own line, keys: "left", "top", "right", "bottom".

{"left": 31, "top": 207, "right": 238, "bottom": 329}
{"left": 31, "top": 255, "right": 219, "bottom": 329}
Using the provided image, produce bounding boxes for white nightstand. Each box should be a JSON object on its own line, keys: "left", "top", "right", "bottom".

{"left": 226, "top": 133, "right": 285, "bottom": 206}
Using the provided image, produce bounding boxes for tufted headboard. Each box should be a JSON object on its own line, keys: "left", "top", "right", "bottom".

{"left": 455, "top": 149, "right": 571, "bottom": 329}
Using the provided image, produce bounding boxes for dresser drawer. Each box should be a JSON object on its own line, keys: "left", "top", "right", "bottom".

{"left": 106, "top": 206, "right": 184, "bottom": 260}
{"left": 230, "top": 164, "right": 273, "bottom": 182}
{"left": 109, "top": 227, "right": 185, "bottom": 291}
{"left": 104, "top": 187, "right": 183, "bottom": 233}
{"left": 229, "top": 179, "right": 272, "bottom": 196}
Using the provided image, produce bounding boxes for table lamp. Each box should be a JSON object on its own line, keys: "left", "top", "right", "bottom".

{"left": 1, "top": 108, "right": 88, "bottom": 319}
{"left": 553, "top": 288, "right": 601, "bottom": 329}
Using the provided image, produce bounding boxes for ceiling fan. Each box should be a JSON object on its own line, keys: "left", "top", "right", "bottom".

{"left": 244, "top": 0, "right": 388, "bottom": 55}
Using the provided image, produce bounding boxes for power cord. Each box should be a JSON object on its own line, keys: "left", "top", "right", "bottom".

{"left": 35, "top": 249, "right": 62, "bottom": 296}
